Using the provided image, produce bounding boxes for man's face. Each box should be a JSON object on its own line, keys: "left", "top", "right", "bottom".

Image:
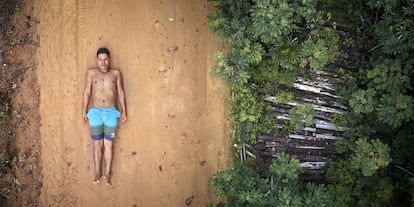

{"left": 97, "top": 53, "right": 110, "bottom": 70}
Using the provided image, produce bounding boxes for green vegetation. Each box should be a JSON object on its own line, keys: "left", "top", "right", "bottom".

{"left": 209, "top": 0, "right": 339, "bottom": 150}
{"left": 287, "top": 104, "right": 315, "bottom": 133}
{"left": 209, "top": 154, "right": 331, "bottom": 207}
{"left": 208, "top": 0, "right": 414, "bottom": 206}
{"left": 327, "top": 138, "right": 393, "bottom": 206}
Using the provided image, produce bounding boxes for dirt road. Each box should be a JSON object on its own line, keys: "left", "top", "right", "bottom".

{"left": 33, "top": 0, "right": 230, "bottom": 206}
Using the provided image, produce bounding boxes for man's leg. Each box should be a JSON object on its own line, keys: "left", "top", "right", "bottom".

{"left": 102, "top": 108, "right": 119, "bottom": 186}
{"left": 93, "top": 139, "right": 104, "bottom": 182}
{"left": 88, "top": 107, "right": 106, "bottom": 183}
{"left": 103, "top": 139, "right": 113, "bottom": 186}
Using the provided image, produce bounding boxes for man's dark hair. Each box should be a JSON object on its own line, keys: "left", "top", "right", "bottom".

{"left": 97, "top": 47, "right": 110, "bottom": 57}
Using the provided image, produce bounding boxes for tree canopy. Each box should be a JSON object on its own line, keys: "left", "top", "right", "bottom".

{"left": 208, "top": 0, "right": 414, "bottom": 206}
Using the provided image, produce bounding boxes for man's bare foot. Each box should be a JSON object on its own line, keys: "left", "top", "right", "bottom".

{"left": 92, "top": 178, "right": 100, "bottom": 184}
{"left": 93, "top": 174, "right": 101, "bottom": 184}
{"left": 103, "top": 174, "right": 112, "bottom": 187}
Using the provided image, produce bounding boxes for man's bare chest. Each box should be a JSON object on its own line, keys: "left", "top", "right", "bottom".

{"left": 92, "top": 74, "right": 117, "bottom": 89}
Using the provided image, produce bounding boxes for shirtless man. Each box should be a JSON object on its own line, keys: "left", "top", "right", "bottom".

{"left": 82, "top": 47, "right": 127, "bottom": 186}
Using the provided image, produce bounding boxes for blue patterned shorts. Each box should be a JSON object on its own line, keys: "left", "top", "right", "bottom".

{"left": 87, "top": 107, "right": 120, "bottom": 141}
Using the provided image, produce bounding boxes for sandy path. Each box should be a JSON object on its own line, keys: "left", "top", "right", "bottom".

{"left": 33, "top": 0, "right": 230, "bottom": 206}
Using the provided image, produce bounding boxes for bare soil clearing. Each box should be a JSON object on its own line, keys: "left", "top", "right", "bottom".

{"left": 3, "top": 0, "right": 231, "bottom": 206}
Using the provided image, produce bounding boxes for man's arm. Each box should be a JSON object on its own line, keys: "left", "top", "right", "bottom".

{"left": 116, "top": 70, "right": 127, "bottom": 122}
{"left": 82, "top": 69, "right": 92, "bottom": 121}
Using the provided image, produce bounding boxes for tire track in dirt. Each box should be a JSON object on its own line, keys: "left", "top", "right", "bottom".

{"left": 34, "top": 1, "right": 80, "bottom": 206}
{"left": 59, "top": 0, "right": 79, "bottom": 204}
{"left": 77, "top": 0, "right": 92, "bottom": 179}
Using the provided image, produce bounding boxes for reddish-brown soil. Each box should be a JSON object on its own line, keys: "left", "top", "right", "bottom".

{"left": 0, "top": 1, "right": 42, "bottom": 206}
{"left": 1, "top": 0, "right": 231, "bottom": 206}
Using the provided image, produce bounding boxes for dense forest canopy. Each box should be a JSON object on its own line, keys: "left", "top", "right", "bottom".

{"left": 207, "top": 0, "right": 414, "bottom": 206}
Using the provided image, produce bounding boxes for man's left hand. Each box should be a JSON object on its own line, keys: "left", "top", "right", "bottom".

{"left": 121, "top": 113, "right": 127, "bottom": 123}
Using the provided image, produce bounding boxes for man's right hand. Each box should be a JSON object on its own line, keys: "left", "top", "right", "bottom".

{"left": 82, "top": 112, "right": 88, "bottom": 122}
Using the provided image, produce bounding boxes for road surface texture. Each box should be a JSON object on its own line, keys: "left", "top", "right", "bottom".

{"left": 33, "top": 0, "right": 230, "bottom": 206}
